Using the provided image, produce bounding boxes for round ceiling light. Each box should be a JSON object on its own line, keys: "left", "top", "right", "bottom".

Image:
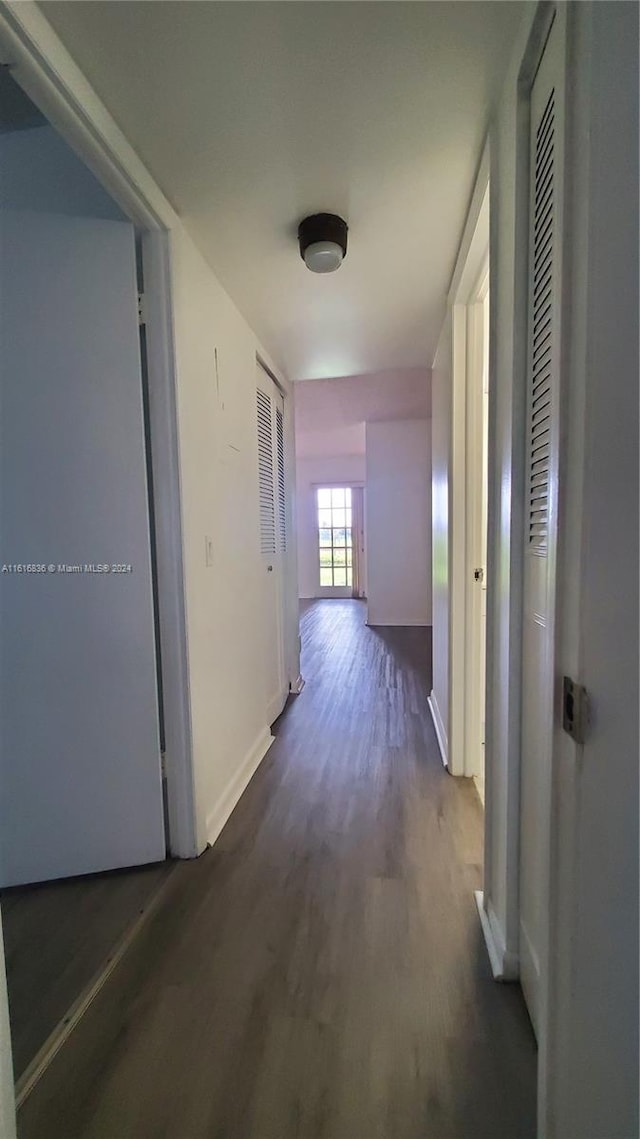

{"left": 298, "top": 213, "right": 348, "bottom": 274}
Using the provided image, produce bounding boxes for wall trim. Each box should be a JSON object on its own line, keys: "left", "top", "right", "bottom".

{"left": 474, "top": 891, "right": 520, "bottom": 981}
{"left": 205, "top": 728, "right": 274, "bottom": 848}
{"left": 428, "top": 691, "right": 448, "bottom": 768}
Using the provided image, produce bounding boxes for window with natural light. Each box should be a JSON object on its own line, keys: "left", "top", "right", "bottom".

{"left": 317, "top": 487, "right": 352, "bottom": 587}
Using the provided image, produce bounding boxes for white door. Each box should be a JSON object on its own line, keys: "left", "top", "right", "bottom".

{"left": 0, "top": 210, "right": 166, "bottom": 887}
{"left": 256, "top": 367, "right": 288, "bottom": 725}
{"left": 519, "top": 15, "right": 564, "bottom": 1034}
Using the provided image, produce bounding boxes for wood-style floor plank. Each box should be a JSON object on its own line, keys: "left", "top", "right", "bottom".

{"left": 17, "top": 600, "right": 536, "bottom": 1139}
{"left": 2, "top": 861, "right": 173, "bottom": 1080}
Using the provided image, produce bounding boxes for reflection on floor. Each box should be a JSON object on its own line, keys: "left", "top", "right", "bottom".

{"left": 2, "top": 860, "right": 173, "bottom": 1081}
{"left": 18, "top": 600, "right": 536, "bottom": 1138}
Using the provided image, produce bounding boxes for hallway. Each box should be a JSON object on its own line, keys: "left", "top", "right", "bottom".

{"left": 18, "top": 601, "right": 536, "bottom": 1139}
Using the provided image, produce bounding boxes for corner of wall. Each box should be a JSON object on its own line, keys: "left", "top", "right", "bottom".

{"left": 205, "top": 727, "right": 274, "bottom": 848}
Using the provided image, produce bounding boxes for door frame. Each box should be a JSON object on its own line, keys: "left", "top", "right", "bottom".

{"left": 0, "top": 2, "right": 197, "bottom": 860}
{"left": 446, "top": 160, "right": 490, "bottom": 780}
{"left": 463, "top": 266, "right": 490, "bottom": 801}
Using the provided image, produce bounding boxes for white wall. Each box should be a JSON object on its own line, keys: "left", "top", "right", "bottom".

{"left": 365, "top": 420, "right": 431, "bottom": 627}
{"left": 170, "top": 229, "right": 299, "bottom": 848}
{"left": 296, "top": 454, "right": 366, "bottom": 599}
{"left": 430, "top": 315, "right": 452, "bottom": 759}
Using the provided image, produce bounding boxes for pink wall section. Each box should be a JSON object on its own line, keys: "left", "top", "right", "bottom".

{"left": 366, "top": 420, "right": 431, "bottom": 626}
{"left": 295, "top": 369, "right": 430, "bottom": 459}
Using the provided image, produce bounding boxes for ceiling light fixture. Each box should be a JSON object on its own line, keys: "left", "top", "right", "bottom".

{"left": 298, "top": 213, "right": 348, "bottom": 274}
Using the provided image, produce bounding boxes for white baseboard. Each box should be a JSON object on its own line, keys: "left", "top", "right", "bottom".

{"left": 474, "top": 891, "right": 519, "bottom": 981}
{"left": 205, "top": 728, "right": 274, "bottom": 847}
{"left": 427, "top": 690, "right": 448, "bottom": 768}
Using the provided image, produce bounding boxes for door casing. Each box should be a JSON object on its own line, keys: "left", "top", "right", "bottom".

{"left": 444, "top": 164, "right": 490, "bottom": 780}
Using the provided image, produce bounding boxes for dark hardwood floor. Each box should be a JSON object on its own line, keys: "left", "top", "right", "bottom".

{"left": 3, "top": 861, "right": 173, "bottom": 1081}
{"left": 17, "top": 600, "right": 536, "bottom": 1139}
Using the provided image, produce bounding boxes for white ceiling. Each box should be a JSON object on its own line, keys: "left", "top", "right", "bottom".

{"left": 42, "top": 1, "right": 522, "bottom": 381}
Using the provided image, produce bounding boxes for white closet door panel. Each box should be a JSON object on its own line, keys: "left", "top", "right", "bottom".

{"left": 256, "top": 367, "right": 287, "bottom": 725}
{"left": 0, "top": 210, "right": 165, "bottom": 887}
{"left": 519, "top": 15, "right": 565, "bottom": 1034}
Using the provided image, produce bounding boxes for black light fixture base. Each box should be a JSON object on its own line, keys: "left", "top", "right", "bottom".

{"left": 298, "top": 213, "right": 348, "bottom": 262}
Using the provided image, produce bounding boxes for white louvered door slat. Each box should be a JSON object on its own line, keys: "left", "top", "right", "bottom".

{"left": 257, "top": 388, "right": 276, "bottom": 556}
{"left": 519, "top": 13, "right": 565, "bottom": 1039}
{"left": 256, "top": 366, "right": 288, "bottom": 725}
{"left": 529, "top": 86, "right": 555, "bottom": 550}
{"left": 276, "top": 405, "right": 286, "bottom": 553}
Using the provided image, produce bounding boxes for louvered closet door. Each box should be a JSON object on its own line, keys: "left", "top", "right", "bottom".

{"left": 256, "top": 365, "right": 288, "bottom": 725}
{"left": 519, "top": 14, "right": 565, "bottom": 1036}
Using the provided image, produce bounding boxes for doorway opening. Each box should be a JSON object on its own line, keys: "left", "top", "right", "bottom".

{"left": 316, "top": 486, "right": 366, "bottom": 600}
{"left": 0, "top": 68, "right": 192, "bottom": 1098}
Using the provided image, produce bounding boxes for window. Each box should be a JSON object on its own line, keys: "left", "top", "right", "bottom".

{"left": 317, "top": 487, "right": 352, "bottom": 587}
